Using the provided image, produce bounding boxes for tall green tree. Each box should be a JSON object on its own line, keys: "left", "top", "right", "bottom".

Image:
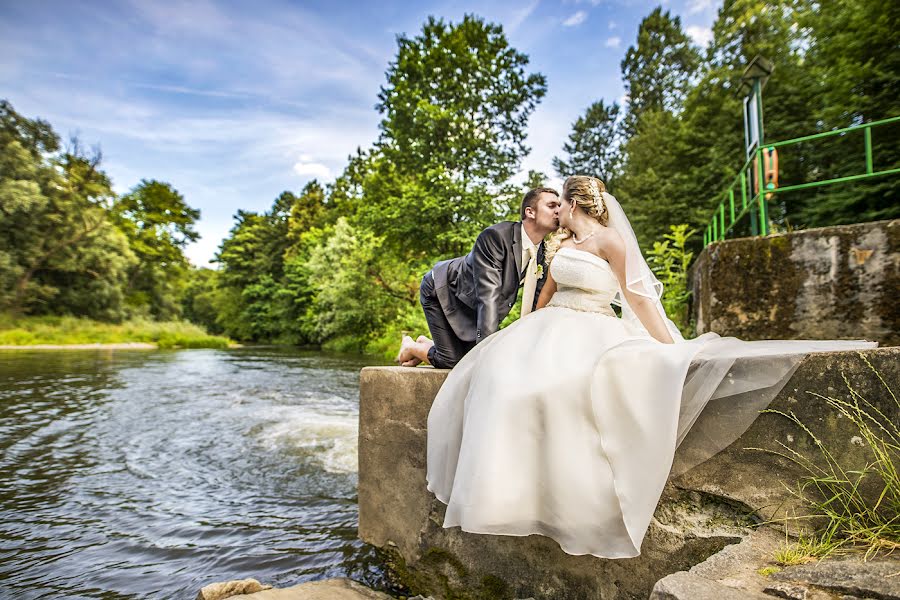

{"left": 792, "top": 0, "right": 900, "bottom": 225}
{"left": 620, "top": 7, "right": 700, "bottom": 134}
{"left": 114, "top": 179, "right": 199, "bottom": 319}
{"left": 553, "top": 100, "right": 621, "bottom": 185}
{"left": 286, "top": 180, "right": 327, "bottom": 254}
{"left": 377, "top": 14, "right": 547, "bottom": 183}
{"left": 615, "top": 9, "right": 707, "bottom": 249}
{"left": 361, "top": 14, "right": 547, "bottom": 257}
{"left": 0, "top": 101, "right": 134, "bottom": 319}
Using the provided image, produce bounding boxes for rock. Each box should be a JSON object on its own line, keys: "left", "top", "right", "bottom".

{"left": 650, "top": 571, "right": 771, "bottom": 599}
{"left": 762, "top": 582, "right": 808, "bottom": 599}
{"left": 196, "top": 578, "right": 272, "bottom": 600}
{"left": 771, "top": 560, "right": 900, "bottom": 599}
{"left": 227, "top": 577, "right": 391, "bottom": 599}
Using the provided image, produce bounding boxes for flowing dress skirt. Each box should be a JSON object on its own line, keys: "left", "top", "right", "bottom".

{"left": 426, "top": 306, "right": 877, "bottom": 558}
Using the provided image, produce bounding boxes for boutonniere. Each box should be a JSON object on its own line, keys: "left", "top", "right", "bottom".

{"left": 535, "top": 264, "right": 544, "bottom": 280}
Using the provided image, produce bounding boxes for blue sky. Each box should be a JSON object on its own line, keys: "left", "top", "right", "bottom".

{"left": 1, "top": 0, "right": 718, "bottom": 265}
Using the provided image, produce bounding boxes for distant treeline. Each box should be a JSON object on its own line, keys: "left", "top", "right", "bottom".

{"left": 2, "top": 0, "right": 897, "bottom": 355}
{"left": 1, "top": 99, "right": 200, "bottom": 323}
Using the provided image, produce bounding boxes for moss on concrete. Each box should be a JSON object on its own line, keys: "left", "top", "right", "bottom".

{"left": 692, "top": 220, "right": 899, "bottom": 345}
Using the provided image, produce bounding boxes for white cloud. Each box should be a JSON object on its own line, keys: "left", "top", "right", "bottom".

{"left": 687, "top": 0, "right": 714, "bottom": 14}
{"left": 508, "top": 0, "right": 541, "bottom": 33}
{"left": 563, "top": 11, "right": 587, "bottom": 27}
{"left": 293, "top": 160, "right": 333, "bottom": 180}
{"left": 605, "top": 36, "right": 621, "bottom": 48}
{"left": 608, "top": 20, "right": 617, "bottom": 30}
{"left": 686, "top": 25, "right": 713, "bottom": 47}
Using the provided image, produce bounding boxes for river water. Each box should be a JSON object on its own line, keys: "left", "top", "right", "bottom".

{"left": 0, "top": 347, "right": 389, "bottom": 599}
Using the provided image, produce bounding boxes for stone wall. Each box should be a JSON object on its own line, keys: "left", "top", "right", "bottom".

{"left": 690, "top": 219, "right": 899, "bottom": 346}
{"left": 357, "top": 348, "right": 899, "bottom": 600}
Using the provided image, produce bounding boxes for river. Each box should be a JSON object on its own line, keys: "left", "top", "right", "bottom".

{"left": 0, "top": 347, "right": 389, "bottom": 599}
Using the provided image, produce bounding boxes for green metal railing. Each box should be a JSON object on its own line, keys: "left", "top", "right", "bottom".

{"left": 703, "top": 115, "right": 900, "bottom": 247}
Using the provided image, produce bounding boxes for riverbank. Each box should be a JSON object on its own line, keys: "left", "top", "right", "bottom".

{"left": 0, "top": 315, "right": 233, "bottom": 349}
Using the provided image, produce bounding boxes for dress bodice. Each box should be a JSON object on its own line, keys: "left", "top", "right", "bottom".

{"left": 545, "top": 247, "right": 618, "bottom": 316}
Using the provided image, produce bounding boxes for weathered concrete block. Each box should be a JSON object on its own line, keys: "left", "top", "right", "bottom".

{"left": 358, "top": 366, "right": 448, "bottom": 561}
{"left": 358, "top": 348, "right": 898, "bottom": 599}
{"left": 690, "top": 220, "right": 899, "bottom": 346}
{"left": 672, "top": 348, "right": 899, "bottom": 527}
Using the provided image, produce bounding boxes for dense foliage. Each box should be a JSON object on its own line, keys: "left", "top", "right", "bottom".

{"left": 609, "top": 0, "right": 900, "bottom": 251}
{"left": 3, "top": 3, "right": 896, "bottom": 354}
{"left": 0, "top": 101, "right": 199, "bottom": 323}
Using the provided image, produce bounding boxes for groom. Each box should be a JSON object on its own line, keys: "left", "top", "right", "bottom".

{"left": 398, "top": 187, "right": 561, "bottom": 368}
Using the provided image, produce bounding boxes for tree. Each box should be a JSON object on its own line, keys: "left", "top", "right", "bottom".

{"left": 362, "top": 15, "right": 547, "bottom": 258}
{"left": 286, "top": 180, "right": 327, "bottom": 254}
{"left": 621, "top": 8, "right": 700, "bottom": 134}
{"left": 114, "top": 180, "right": 199, "bottom": 319}
{"left": 553, "top": 100, "right": 621, "bottom": 185}
{"left": 377, "top": 15, "right": 547, "bottom": 184}
{"left": 791, "top": 0, "right": 900, "bottom": 225}
{"left": 0, "top": 101, "right": 134, "bottom": 319}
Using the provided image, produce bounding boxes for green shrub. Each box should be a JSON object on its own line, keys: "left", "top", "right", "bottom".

{"left": 646, "top": 224, "right": 696, "bottom": 336}
{"left": 0, "top": 314, "right": 232, "bottom": 349}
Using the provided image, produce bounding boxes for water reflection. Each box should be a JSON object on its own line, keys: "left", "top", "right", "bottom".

{"left": 0, "top": 348, "right": 387, "bottom": 599}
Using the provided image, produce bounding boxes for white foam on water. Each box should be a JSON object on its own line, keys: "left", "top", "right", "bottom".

{"left": 255, "top": 406, "right": 359, "bottom": 474}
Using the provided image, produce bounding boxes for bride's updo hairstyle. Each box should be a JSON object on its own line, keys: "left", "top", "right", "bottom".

{"left": 563, "top": 175, "right": 609, "bottom": 226}
{"left": 545, "top": 175, "right": 608, "bottom": 262}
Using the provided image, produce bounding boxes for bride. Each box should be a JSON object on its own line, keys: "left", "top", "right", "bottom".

{"left": 425, "top": 175, "right": 877, "bottom": 559}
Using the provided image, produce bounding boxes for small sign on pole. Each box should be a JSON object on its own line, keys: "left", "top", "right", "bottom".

{"left": 741, "top": 56, "right": 774, "bottom": 159}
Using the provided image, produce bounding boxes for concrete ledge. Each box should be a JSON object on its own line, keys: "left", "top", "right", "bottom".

{"left": 690, "top": 219, "right": 899, "bottom": 346}
{"left": 358, "top": 348, "right": 899, "bottom": 599}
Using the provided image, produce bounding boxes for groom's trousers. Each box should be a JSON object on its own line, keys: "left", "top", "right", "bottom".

{"left": 420, "top": 272, "right": 475, "bottom": 369}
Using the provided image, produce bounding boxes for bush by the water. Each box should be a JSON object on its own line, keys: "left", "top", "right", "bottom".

{"left": 0, "top": 315, "right": 232, "bottom": 349}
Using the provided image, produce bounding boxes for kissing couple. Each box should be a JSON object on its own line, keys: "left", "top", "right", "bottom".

{"left": 396, "top": 176, "right": 876, "bottom": 558}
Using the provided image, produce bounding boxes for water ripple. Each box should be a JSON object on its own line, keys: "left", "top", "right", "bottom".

{"left": 0, "top": 348, "right": 387, "bottom": 599}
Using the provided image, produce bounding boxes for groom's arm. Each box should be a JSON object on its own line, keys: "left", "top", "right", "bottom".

{"left": 471, "top": 227, "right": 505, "bottom": 344}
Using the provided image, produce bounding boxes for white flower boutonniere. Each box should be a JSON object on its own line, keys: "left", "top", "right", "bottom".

{"left": 535, "top": 264, "right": 544, "bottom": 280}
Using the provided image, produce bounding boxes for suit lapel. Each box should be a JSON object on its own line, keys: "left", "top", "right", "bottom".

{"left": 512, "top": 221, "right": 523, "bottom": 276}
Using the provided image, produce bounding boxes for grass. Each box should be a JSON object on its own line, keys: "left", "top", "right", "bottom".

{"left": 750, "top": 353, "right": 900, "bottom": 564}
{"left": 0, "top": 314, "right": 233, "bottom": 349}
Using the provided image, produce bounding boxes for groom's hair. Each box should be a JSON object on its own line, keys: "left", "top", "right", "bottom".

{"left": 521, "top": 187, "right": 559, "bottom": 220}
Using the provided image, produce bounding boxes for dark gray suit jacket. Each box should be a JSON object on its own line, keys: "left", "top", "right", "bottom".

{"left": 431, "top": 221, "right": 546, "bottom": 344}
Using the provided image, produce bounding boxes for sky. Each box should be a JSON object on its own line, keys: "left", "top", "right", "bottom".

{"left": 1, "top": 0, "right": 719, "bottom": 266}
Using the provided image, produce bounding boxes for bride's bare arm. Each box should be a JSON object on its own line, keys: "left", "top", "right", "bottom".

{"left": 601, "top": 232, "right": 675, "bottom": 344}
{"left": 536, "top": 270, "right": 557, "bottom": 309}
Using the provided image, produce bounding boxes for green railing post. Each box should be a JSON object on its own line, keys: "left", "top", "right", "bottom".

{"left": 729, "top": 189, "right": 735, "bottom": 224}
{"left": 703, "top": 115, "right": 899, "bottom": 244}
{"left": 865, "top": 126, "right": 874, "bottom": 174}
{"left": 720, "top": 203, "right": 726, "bottom": 239}
{"left": 740, "top": 172, "right": 747, "bottom": 209}
{"left": 756, "top": 147, "right": 768, "bottom": 236}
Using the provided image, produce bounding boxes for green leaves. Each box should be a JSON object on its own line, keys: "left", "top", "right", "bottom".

{"left": 646, "top": 224, "right": 696, "bottom": 336}
{"left": 621, "top": 7, "right": 700, "bottom": 135}
{"left": 378, "top": 15, "right": 546, "bottom": 185}
{"left": 553, "top": 100, "right": 621, "bottom": 185}
{"left": 0, "top": 101, "right": 200, "bottom": 322}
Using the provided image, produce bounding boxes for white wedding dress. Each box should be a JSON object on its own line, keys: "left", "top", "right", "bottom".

{"left": 426, "top": 246, "right": 877, "bottom": 558}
